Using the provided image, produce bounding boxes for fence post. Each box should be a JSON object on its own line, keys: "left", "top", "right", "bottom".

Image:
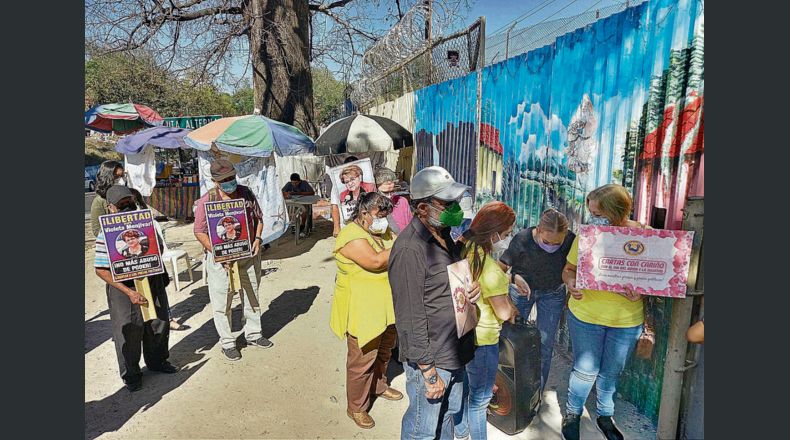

{"left": 657, "top": 197, "right": 704, "bottom": 439}
{"left": 474, "top": 16, "right": 485, "bottom": 200}
{"left": 505, "top": 22, "right": 516, "bottom": 60}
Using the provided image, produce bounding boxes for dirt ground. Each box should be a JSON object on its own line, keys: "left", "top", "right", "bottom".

{"left": 84, "top": 218, "right": 657, "bottom": 440}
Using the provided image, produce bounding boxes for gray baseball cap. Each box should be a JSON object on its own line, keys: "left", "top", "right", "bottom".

{"left": 410, "top": 166, "right": 469, "bottom": 201}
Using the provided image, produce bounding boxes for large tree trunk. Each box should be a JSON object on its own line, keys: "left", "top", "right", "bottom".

{"left": 249, "top": 0, "right": 318, "bottom": 138}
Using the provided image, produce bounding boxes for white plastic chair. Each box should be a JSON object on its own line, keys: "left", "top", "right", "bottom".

{"left": 154, "top": 221, "right": 194, "bottom": 291}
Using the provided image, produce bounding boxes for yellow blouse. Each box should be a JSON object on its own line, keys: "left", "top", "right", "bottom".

{"left": 329, "top": 222, "right": 396, "bottom": 347}
{"left": 567, "top": 236, "right": 644, "bottom": 328}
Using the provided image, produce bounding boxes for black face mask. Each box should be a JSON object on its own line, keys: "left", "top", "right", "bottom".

{"left": 117, "top": 203, "right": 137, "bottom": 212}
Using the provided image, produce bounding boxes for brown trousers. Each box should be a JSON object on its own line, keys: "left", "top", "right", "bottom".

{"left": 346, "top": 325, "right": 398, "bottom": 412}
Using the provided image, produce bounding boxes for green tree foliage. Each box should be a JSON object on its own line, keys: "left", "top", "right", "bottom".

{"left": 85, "top": 51, "right": 249, "bottom": 117}
{"left": 231, "top": 84, "right": 254, "bottom": 116}
{"left": 312, "top": 67, "right": 347, "bottom": 126}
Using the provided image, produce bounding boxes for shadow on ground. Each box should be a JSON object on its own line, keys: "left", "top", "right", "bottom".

{"left": 259, "top": 286, "right": 321, "bottom": 339}
{"left": 263, "top": 220, "right": 333, "bottom": 260}
{"left": 84, "top": 318, "right": 218, "bottom": 440}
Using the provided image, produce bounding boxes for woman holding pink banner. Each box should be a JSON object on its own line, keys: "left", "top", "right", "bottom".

{"left": 456, "top": 201, "right": 519, "bottom": 440}
{"left": 560, "top": 184, "right": 647, "bottom": 440}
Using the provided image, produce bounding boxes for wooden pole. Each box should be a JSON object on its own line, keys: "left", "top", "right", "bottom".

{"left": 657, "top": 197, "right": 704, "bottom": 439}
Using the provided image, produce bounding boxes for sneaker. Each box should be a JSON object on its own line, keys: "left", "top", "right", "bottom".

{"left": 222, "top": 347, "right": 242, "bottom": 361}
{"left": 561, "top": 413, "right": 581, "bottom": 440}
{"left": 299, "top": 232, "right": 307, "bottom": 238}
{"left": 247, "top": 336, "right": 274, "bottom": 349}
{"left": 596, "top": 416, "right": 624, "bottom": 440}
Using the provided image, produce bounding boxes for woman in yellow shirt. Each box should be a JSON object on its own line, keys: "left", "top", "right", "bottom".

{"left": 560, "top": 184, "right": 645, "bottom": 440}
{"left": 329, "top": 192, "right": 402, "bottom": 430}
{"left": 459, "top": 201, "right": 519, "bottom": 440}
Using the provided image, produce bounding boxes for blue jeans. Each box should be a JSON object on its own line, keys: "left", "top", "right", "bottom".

{"left": 402, "top": 362, "right": 467, "bottom": 440}
{"left": 509, "top": 283, "right": 566, "bottom": 389}
{"left": 565, "top": 310, "right": 642, "bottom": 417}
{"left": 463, "top": 344, "right": 499, "bottom": 440}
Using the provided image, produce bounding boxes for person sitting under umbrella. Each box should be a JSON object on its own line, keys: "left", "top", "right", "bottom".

{"left": 282, "top": 173, "right": 315, "bottom": 237}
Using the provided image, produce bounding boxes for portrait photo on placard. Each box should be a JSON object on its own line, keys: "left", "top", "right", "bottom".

{"left": 216, "top": 216, "right": 242, "bottom": 242}
{"left": 328, "top": 158, "right": 375, "bottom": 225}
{"left": 115, "top": 228, "right": 150, "bottom": 259}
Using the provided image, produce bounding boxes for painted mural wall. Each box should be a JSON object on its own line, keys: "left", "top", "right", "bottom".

{"left": 414, "top": 72, "right": 480, "bottom": 192}
{"left": 481, "top": 0, "right": 703, "bottom": 233}
{"left": 410, "top": 0, "right": 704, "bottom": 423}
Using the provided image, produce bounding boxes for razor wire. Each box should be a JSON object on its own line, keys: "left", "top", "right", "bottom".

{"left": 486, "top": 1, "right": 644, "bottom": 65}
{"left": 351, "top": 3, "right": 484, "bottom": 109}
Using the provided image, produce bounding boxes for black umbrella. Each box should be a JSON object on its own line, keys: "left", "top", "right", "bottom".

{"left": 315, "top": 114, "right": 413, "bottom": 156}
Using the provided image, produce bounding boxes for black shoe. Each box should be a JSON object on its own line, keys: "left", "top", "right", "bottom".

{"left": 561, "top": 413, "right": 581, "bottom": 440}
{"left": 222, "top": 347, "right": 242, "bottom": 361}
{"left": 247, "top": 336, "right": 274, "bottom": 348}
{"left": 125, "top": 379, "right": 142, "bottom": 392}
{"left": 149, "top": 361, "right": 179, "bottom": 374}
{"left": 596, "top": 416, "right": 624, "bottom": 440}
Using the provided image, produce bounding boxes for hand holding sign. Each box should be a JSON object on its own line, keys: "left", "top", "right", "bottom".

{"left": 466, "top": 279, "right": 481, "bottom": 304}
{"left": 127, "top": 290, "right": 148, "bottom": 305}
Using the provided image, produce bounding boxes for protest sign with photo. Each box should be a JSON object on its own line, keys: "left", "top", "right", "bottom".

{"left": 328, "top": 158, "right": 376, "bottom": 226}
{"left": 447, "top": 259, "right": 477, "bottom": 338}
{"left": 205, "top": 198, "right": 252, "bottom": 263}
{"left": 99, "top": 209, "right": 164, "bottom": 282}
{"left": 576, "top": 225, "right": 695, "bottom": 298}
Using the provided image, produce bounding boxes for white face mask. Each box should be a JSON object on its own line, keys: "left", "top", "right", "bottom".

{"left": 491, "top": 232, "right": 513, "bottom": 253}
{"left": 115, "top": 177, "right": 127, "bottom": 186}
{"left": 369, "top": 217, "right": 389, "bottom": 235}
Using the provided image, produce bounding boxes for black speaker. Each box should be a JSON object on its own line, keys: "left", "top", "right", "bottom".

{"left": 487, "top": 318, "right": 542, "bottom": 435}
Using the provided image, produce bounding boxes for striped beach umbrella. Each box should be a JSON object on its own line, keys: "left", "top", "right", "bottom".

{"left": 85, "top": 103, "right": 164, "bottom": 134}
{"left": 315, "top": 114, "right": 413, "bottom": 156}
{"left": 184, "top": 115, "right": 315, "bottom": 157}
{"left": 115, "top": 126, "right": 193, "bottom": 154}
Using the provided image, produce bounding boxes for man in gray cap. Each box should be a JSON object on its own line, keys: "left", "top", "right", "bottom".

{"left": 388, "top": 166, "right": 481, "bottom": 439}
{"left": 193, "top": 159, "right": 271, "bottom": 361}
{"left": 93, "top": 185, "right": 178, "bottom": 392}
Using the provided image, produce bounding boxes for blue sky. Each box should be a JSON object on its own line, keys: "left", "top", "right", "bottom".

{"left": 223, "top": 0, "right": 632, "bottom": 90}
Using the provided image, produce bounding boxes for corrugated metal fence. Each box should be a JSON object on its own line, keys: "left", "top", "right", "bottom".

{"left": 365, "top": 0, "right": 704, "bottom": 424}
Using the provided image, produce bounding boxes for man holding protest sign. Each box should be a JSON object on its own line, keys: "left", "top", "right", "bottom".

{"left": 93, "top": 185, "right": 178, "bottom": 392}
{"left": 193, "top": 159, "right": 272, "bottom": 361}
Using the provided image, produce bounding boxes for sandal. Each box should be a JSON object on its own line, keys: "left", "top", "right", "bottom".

{"left": 169, "top": 319, "right": 191, "bottom": 331}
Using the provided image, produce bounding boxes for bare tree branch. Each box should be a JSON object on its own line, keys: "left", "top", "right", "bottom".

{"left": 309, "top": 0, "right": 355, "bottom": 12}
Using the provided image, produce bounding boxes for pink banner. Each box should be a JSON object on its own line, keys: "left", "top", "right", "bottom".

{"left": 576, "top": 225, "right": 694, "bottom": 298}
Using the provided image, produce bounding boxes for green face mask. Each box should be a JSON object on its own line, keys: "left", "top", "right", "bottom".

{"left": 437, "top": 201, "right": 464, "bottom": 227}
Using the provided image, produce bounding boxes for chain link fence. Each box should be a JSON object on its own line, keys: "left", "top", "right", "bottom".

{"left": 350, "top": 18, "right": 485, "bottom": 110}
{"left": 485, "top": 1, "right": 644, "bottom": 66}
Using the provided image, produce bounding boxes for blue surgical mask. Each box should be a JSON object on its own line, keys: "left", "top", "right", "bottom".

{"left": 450, "top": 218, "right": 472, "bottom": 242}
{"left": 219, "top": 179, "right": 238, "bottom": 194}
{"left": 588, "top": 215, "right": 610, "bottom": 226}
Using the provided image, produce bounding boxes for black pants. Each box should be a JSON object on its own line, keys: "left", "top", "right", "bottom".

{"left": 106, "top": 275, "right": 170, "bottom": 384}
